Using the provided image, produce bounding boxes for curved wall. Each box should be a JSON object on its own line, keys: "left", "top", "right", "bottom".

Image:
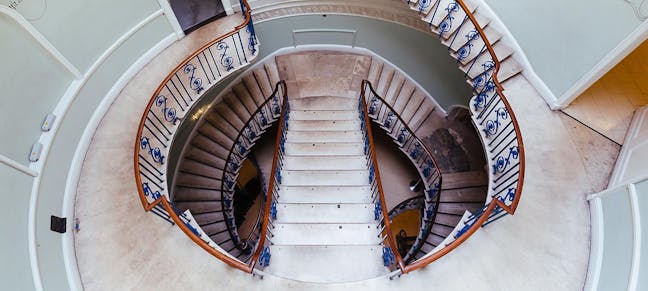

{"left": 0, "top": 1, "right": 181, "bottom": 290}
{"left": 167, "top": 14, "right": 473, "bottom": 180}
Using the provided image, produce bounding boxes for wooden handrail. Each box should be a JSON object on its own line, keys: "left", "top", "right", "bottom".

{"left": 249, "top": 81, "right": 288, "bottom": 270}
{"left": 360, "top": 84, "right": 406, "bottom": 271}
{"left": 361, "top": 80, "right": 443, "bottom": 177}
{"left": 361, "top": 79, "right": 443, "bottom": 263}
{"left": 400, "top": 0, "right": 525, "bottom": 274}
{"left": 219, "top": 81, "right": 287, "bottom": 254}
{"left": 133, "top": 0, "right": 259, "bottom": 273}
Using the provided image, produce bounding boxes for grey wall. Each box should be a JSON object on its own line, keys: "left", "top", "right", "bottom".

{"left": 483, "top": 0, "right": 643, "bottom": 98}
{"left": 0, "top": 1, "right": 176, "bottom": 290}
{"left": 168, "top": 14, "right": 474, "bottom": 187}
{"left": 255, "top": 14, "right": 473, "bottom": 109}
{"left": 0, "top": 13, "right": 74, "bottom": 164}
{"left": 0, "top": 163, "right": 35, "bottom": 290}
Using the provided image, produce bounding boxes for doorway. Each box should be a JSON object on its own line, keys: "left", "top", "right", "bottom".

{"left": 169, "top": 0, "right": 227, "bottom": 34}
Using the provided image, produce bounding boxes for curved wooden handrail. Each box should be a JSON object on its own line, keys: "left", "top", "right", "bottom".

{"left": 133, "top": 0, "right": 260, "bottom": 273}
{"left": 219, "top": 81, "right": 287, "bottom": 254}
{"left": 361, "top": 80, "right": 443, "bottom": 178}
{"left": 361, "top": 79, "right": 443, "bottom": 264}
{"left": 399, "top": 0, "right": 525, "bottom": 274}
{"left": 360, "top": 84, "right": 406, "bottom": 271}
{"left": 249, "top": 81, "right": 288, "bottom": 270}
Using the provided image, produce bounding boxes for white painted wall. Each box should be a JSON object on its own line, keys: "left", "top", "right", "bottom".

{"left": 0, "top": 1, "right": 179, "bottom": 290}
{"left": 483, "top": 0, "right": 644, "bottom": 106}
{"left": 0, "top": 12, "right": 73, "bottom": 165}
{"left": 609, "top": 105, "right": 648, "bottom": 187}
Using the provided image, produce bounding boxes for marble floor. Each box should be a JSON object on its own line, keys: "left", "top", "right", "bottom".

{"left": 563, "top": 39, "right": 648, "bottom": 144}
{"left": 73, "top": 14, "right": 620, "bottom": 291}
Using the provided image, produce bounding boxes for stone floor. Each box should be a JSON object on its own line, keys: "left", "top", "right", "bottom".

{"left": 73, "top": 14, "right": 620, "bottom": 291}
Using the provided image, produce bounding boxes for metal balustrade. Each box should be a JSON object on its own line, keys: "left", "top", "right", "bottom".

{"left": 398, "top": 0, "right": 525, "bottom": 274}
{"left": 249, "top": 87, "right": 290, "bottom": 273}
{"left": 133, "top": 0, "right": 291, "bottom": 273}
{"left": 360, "top": 80, "right": 442, "bottom": 266}
{"left": 359, "top": 83, "right": 407, "bottom": 272}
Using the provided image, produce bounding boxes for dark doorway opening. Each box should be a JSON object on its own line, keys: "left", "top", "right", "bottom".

{"left": 169, "top": 0, "right": 227, "bottom": 34}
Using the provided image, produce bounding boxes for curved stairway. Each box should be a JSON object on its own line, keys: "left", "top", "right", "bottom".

{"left": 164, "top": 50, "right": 502, "bottom": 279}
{"left": 172, "top": 59, "right": 283, "bottom": 261}
{"left": 264, "top": 95, "right": 388, "bottom": 282}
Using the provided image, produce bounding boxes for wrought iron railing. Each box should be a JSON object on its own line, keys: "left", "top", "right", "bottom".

{"left": 359, "top": 84, "right": 406, "bottom": 271}
{"left": 399, "top": 0, "right": 525, "bottom": 274}
{"left": 133, "top": 0, "right": 274, "bottom": 273}
{"left": 360, "top": 80, "right": 443, "bottom": 267}
{"left": 248, "top": 84, "right": 290, "bottom": 272}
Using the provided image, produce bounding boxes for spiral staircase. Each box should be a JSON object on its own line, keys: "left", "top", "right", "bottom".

{"left": 130, "top": 0, "right": 524, "bottom": 283}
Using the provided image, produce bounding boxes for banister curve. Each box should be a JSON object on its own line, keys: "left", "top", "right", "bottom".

{"left": 359, "top": 84, "right": 406, "bottom": 271}
{"left": 134, "top": 0, "right": 261, "bottom": 273}
{"left": 398, "top": 0, "right": 525, "bottom": 274}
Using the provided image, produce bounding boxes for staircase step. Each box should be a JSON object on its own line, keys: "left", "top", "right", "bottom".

{"left": 173, "top": 186, "right": 221, "bottom": 202}
{"left": 498, "top": 57, "right": 524, "bottom": 83}
{"left": 442, "top": 171, "right": 488, "bottom": 189}
{"left": 433, "top": 212, "right": 464, "bottom": 227}
{"left": 443, "top": 11, "right": 490, "bottom": 51}
{"left": 439, "top": 186, "right": 487, "bottom": 203}
{"left": 286, "top": 131, "right": 363, "bottom": 143}
{"left": 289, "top": 120, "right": 360, "bottom": 131}
{"left": 284, "top": 142, "right": 364, "bottom": 156}
{"left": 266, "top": 245, "right": 387, "bottom": 283}
{"left": 271, "top": 223, "right": 381, "bottom": 245}
{"left": 185, "top": 145, "right": 226, "bottom": 169}
{"left": 278, "top": 186, "right": 373, "bottom": 203}
{"left": 290, "top": 96, "right": 357, "bottom": 111}
{"left": 291, "top": 110, "right": 357, "bottom": 121}
{"left": 275, "top": 203, "right": 375, "bottom": 223}
{"left": 282, "top": 170, "right": 369, "bottom": 186}
{"left": 283, "top": 155, "right": 366, "bottom": 170}
{"left": 193, "top": 211, "right": 225, "bottom": 226}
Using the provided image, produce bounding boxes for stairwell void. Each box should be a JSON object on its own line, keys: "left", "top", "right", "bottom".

{"left": 132, "top": 0, "right": 525, "bottom": 282}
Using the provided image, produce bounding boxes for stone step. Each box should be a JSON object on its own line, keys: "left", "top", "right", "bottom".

{"left": 271, "top": 223, "right": 381, "bottom": 245}
{"left": 290, "top": 96, "right": 358, "bottom": 111}
{"left": 442, "top": 170, "right": 488, "bottom": 189}
{"left": 282, "top": 170, "right": 369, "bottom": 186}
{"left": 290, "top": 110, "right": 357, "bottom": 121}
{"left": 284, "top": 142, "right": 364, "bottom": 156}
{"left": 275, "top": 203, "right": 375, "bottom": 223}
{"left": 278, "top": 186, "right": 373, "bottom": 204}
{"left": 286, "top": 130, "right": 363, "bottom": 143}
{"left": 266, "top": 245, "right": 387, "bottom": 283}
{"left": 289, "top": 120, "right": 360, "bottom": 131}
{"left": 282, "top": 155, "right": 366, "bottom": 170}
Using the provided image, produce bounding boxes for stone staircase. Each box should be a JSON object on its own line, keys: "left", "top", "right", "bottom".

{"left": 172, "top": 59, "right": 283, "bottom": 261}
{"left": 403, "top": 0, "right": 524, "bottom": 92}
{"left": 170, "top": 49, "right": 498, "bottom": 279}
{"left": 264, "top": 95, "right": 388, "bottom": 283}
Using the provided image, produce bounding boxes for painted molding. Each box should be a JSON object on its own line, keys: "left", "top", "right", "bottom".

{"left": 583, "top": 198, "right": 604, "bottom": 291}
{"left": 0, "top": 5, "right": 82, "bottom": 79}
{"left": 609, "top": 105, "right": 648, "bottom": 188}
{"left": 156, "top": 0, "right": 185, "bottom": 39}
{"left": 60, "top": 33, "right": 177, "bottom": 291}
{"left": 628, "top": 184, "right": 641, "bottom": 291}
{"left": 242, "top": 0, "right": 433, "bottom": 35}
{"left": 292, "top": 29, "right": 357, "bottom": 47}
{"left": 28, "top": 10, "right": 170, "bottom": 291}
{"left": 470, "top": 0, "right": 560, "bottom": 109}
{"left": 0, "top": 154, "right": 38, "bottom": 177}
{"left": 555, "top": 19, "right": 648, "bottom": 108}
